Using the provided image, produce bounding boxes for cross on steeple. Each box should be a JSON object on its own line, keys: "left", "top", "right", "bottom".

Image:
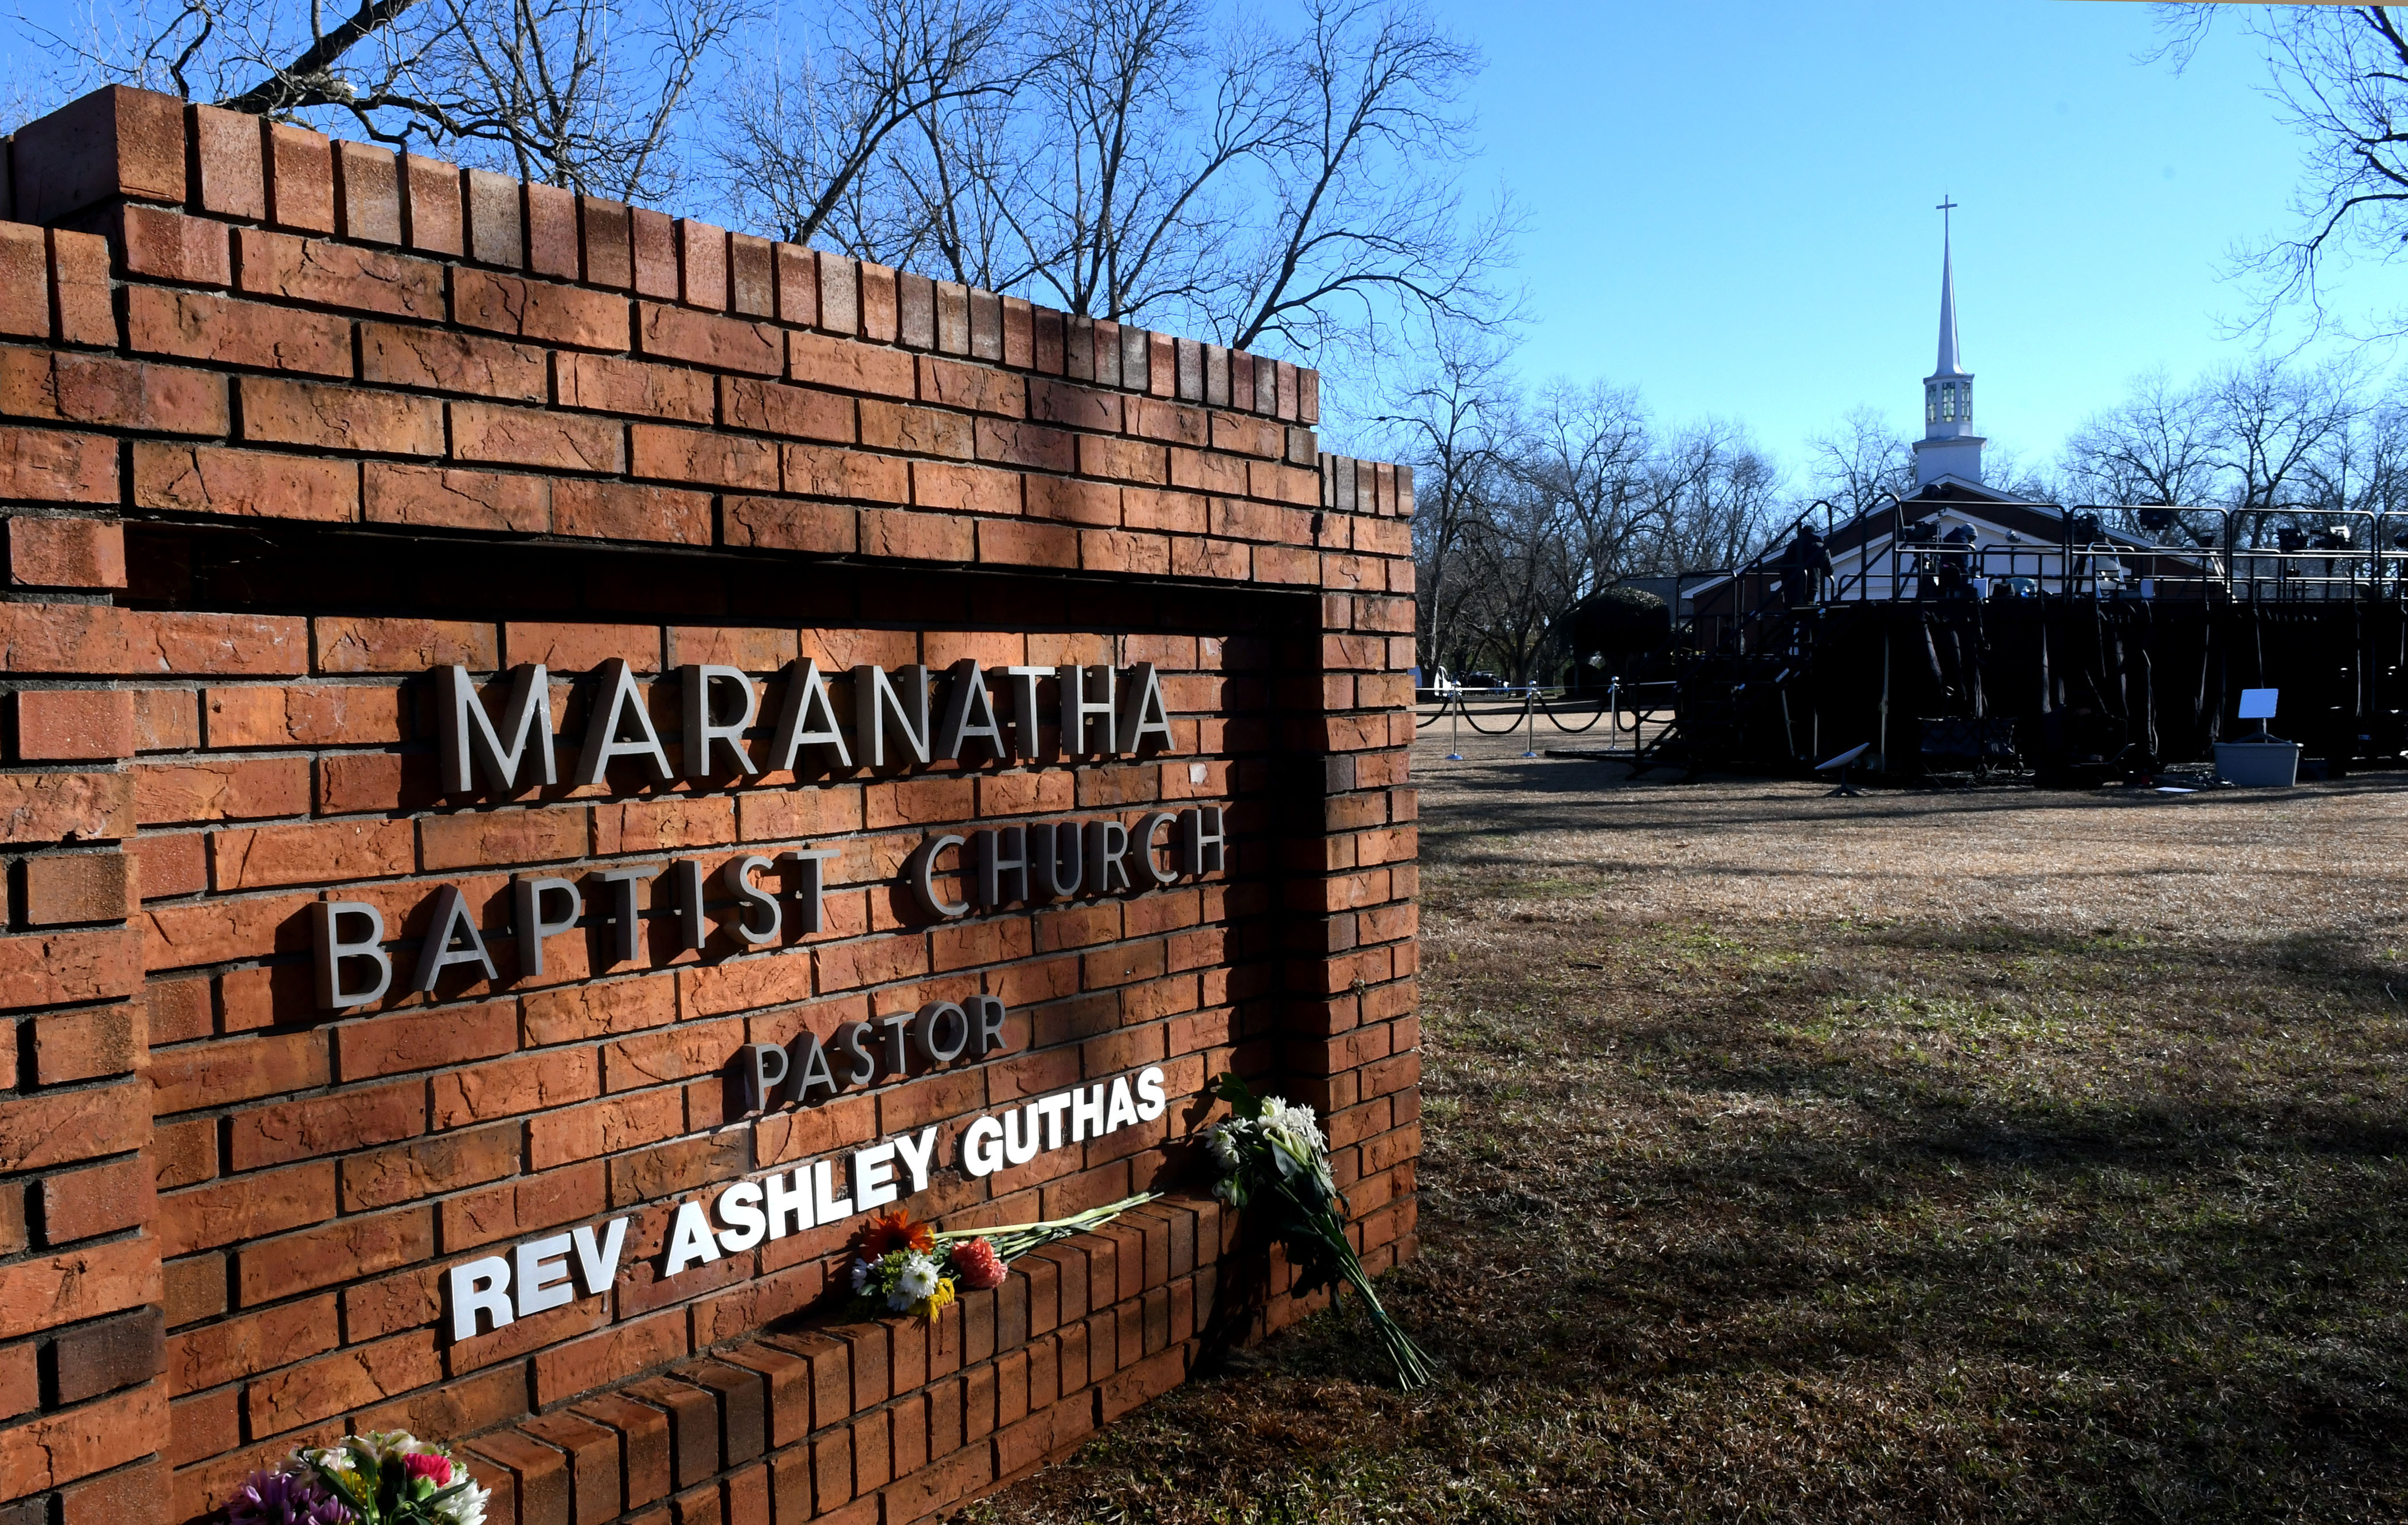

{"left": 1937, "top": 195, "right": 1958, "bottom": 241}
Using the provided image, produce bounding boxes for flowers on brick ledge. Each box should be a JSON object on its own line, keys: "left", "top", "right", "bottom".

{"left": 846, "top": 1195, "right": 1163, "bottom": 1322}
{"left": 1203, "top": 1073, "right": 1436, "bottom": 1390}
{"left": 230, "top": 1433, "right": 488, "bottom": 1525}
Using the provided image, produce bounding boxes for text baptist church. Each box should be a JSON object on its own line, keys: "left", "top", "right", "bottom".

{"left": 308, "top": 656, "right": 1225, "bottom": 1008}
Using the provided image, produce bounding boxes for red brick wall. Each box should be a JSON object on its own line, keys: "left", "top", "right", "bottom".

{"left": 0, "top": 84, "right": 1419, "bottom": 1525}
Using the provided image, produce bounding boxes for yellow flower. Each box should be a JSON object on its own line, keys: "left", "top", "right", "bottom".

{"left": 920, "top": 1277, "right": 957, "bottom": 1320}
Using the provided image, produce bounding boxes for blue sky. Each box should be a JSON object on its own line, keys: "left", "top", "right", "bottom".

{"left": 0, "top": 3, "right": 2372, "bottom": 484}
{"left": 1422, "top": 0, "right": 2375, "bottom": 480}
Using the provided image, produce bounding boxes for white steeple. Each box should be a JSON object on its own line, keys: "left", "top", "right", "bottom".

{"left": 1913, "top": 196, "right": 1984, "bottom": 490}
{"left": 1934, "top": 216, "right": 1966, "bottom": 378}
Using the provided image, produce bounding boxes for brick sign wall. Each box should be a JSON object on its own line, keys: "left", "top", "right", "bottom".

{"left": 0, "top": 86, "right": 1420, "bottom": 1525}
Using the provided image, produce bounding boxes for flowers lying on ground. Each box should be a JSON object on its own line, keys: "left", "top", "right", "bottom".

{"left": 1201, "top": 1073, "right": 1437, "bottom": 1390}
{"left": 845, "top": 1196, "right": 1158, "bottom": 1321}
{"left": 230, "top": 1433, "right": 488, "bottom": 1525}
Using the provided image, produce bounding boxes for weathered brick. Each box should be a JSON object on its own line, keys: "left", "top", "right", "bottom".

{"left": 50, "top": 231, "right": 114, "bottom": 348}
{"left": 0, "top": 604, "right": 307, "bottom": 675}
{"left": 229, "top": 1079, "right": 427, "bottom": 1171}
{"left": 135, "top": 756, "right": 308, "bottom": 824}
{"left": 167, "top": 1296, "right": 337, "bottom": 1395}
{"left": 1, "top": 769, "right": 134, "bottom": 841}
{"left": 0, "top": 227, "right": 48, "bottom": 341}
{"left": 0, "top": 1377, "right": 163, "bottom": 1498}
{"left": 0, "top": 1235, "right": 160, "bottom": 1340}
{"left": 237, "top": 1208, "right": 433, "bottom": 1304}
{"left": 630, "top": 423, "right": 777, "bottom": 490}
{"left": 912, "top": 460, "right": 1018, "bottom": 514}
{"left": 0, "top": 1081, "right": 147, "bottom": 1172}
{"left": 150, "top": 1029, "right": 329, "bottom": 1113}
{"left": 788, "top": 331, "right": 913, "bottom": 398}
{"left": 552, "top": 480, "right": 710, "bottom": 544}
{"left": 638, "top": 302, "right": 780, "bottom": 375}
{"left": 557, "top": 353, "right": 714, "bottom": 422}
{"left": 7, "top": 515, "right": 125, "bottom": 587}
{"left": 22, "top": 850, "right": 130, "bottom": 925}
{"left": 0, "top": 427, "right": 118, "bottom": 503}
{"left": 36, "top": 1152, "right": 154, "bottom": 1245}
{"left": 452, "top": 401, "right": 625, "bottom": 473}
{"left": 124, "top": 286, "right": 350, "bottom": 377}
{"left": 159, "top": 1163, "right": 332, "bottom": 1258}
{"left": 132, "top": 443, "right": 358, "bottom": 522}
{"left": 361, "top": 322, "right": 547, "bottom": 400}
{"left": 403, "top": 152, "right": 464, "bottom": 255}
{"left": 366, "top": 462, "right": 550, "bottom": 533}
{"left": 335, "top": 999, "right": 518, "bottom": 1080}
{"left": 0, "top": 346, "right": 228, "bottom": 435}
{"left": 264, "top": 119, "right": 336, "bottom": 230}
{"left": 316, "top": 615, "right": 497, "bottom": 672}
{"left": 238, "top": 376, "right": 444, "bottom": 455}
{"left": 340, "top": 1119, "right": 522, "bottom": 1211}
{"left": 236, "top": 227, "right": 443, "bottom": 317}
{"left": 454, "top": 267, "right": 631, "bottom": 350}
{"left": 15, "top": 689, "right": 136, "bottom": 761}
{"left": 721, "top": 496, "right": 854, "bottom": 554}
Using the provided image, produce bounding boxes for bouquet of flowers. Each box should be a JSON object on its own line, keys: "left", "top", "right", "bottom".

{"left": 1201, "top": 1073, "right": 1436, "bottom": 1390}
{"left": 230, "top": 1432, "right": 488, "bottom": 1525}
{"left": 846, "top": 1194, "right": 1162, "bottom": 1321}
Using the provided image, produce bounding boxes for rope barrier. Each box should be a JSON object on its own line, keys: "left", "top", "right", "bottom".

{"left": 1456, "top": 696, "right": 1531, "bottom": 734}
{"left": 1416, "top": 689, "right": 1670, "bottom": 738}
{"left": 1534, "top": 695, "right": 1608, "bottom": 733}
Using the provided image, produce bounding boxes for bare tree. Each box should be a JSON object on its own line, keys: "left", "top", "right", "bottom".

{"left": 2156, "top": 5, "right": 2408, "bottom": 338}
{"left": 1516, "top": 378, "right": 1651, "bottom": 602}
{"left": 1451, "top": 466, "right": 1578, "bottom": 686}
{"left": 1637, "top": 421, "right": 1782, "bottom": 573}
{"left": 33, "top": 0, "right": 751, "bottom": 201}
{"left": 1383, "top": 323, "right": 1515, "bottom": 675}
{"left": 2300, "top": 393, "right": 2408, "bottom": 528}
{"left": 2210, "top": 355, "right": 2365, "bottom": 542}
{"left": 750, "top": 0, "right": 1512, "bottom": 367}
{"left": 1209, "top": 0, "right": 1514, "bottom": 357}
{"left": 1804, "top": 405, "right": 1914, "bottom": 521}
{"left": 716, "top": 0, "right": 1023, "bottom": 255}
{"left": 1973, "top": 444, "right": 2058, "bottom": 506}
{"left": 2060, "top": 369, "right": 2222, "bottom": 504}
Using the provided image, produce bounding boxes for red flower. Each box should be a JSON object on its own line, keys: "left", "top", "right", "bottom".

{"left": 853, "top": 1210, "right": 934, "bottom": 1260}
{"left": 403, "top": 1452, "right": 453, "bottom": 1487}
{"left": 950, "top": 1237, "right": 1008, "bottom": 1291}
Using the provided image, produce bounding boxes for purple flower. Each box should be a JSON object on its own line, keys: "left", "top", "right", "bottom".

{"left": 226, "top": 1465, "right": 357, "bottom": 1525}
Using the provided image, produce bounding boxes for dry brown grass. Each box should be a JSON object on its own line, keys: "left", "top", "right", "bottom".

{"left": 964, "top": 731, "right": 2408, "bottom": 1524}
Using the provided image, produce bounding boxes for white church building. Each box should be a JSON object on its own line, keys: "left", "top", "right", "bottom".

{"left": 1691, "top": 206, "right": 2203, "bottom": 612}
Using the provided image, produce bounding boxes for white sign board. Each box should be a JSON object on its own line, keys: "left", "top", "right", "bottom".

{"left": 2238, "top": 688, "right": 2279, "bottom": 721}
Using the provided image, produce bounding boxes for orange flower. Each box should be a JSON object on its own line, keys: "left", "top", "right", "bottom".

{"left": 853, "top": 1210, "right": 934, "bottom": 1260}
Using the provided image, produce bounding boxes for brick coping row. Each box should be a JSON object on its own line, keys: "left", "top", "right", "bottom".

{"left": 452, "top": 1194, "right": 1338, "bottom": 1525}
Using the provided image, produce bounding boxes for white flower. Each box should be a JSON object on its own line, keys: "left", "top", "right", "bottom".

{"left": 889, "top": 1253, "right": 940, "bottom": 1309}
{"left": 439, "top": 1478, "right": 491, "bottom": 1525}
{"left": 1262, "top": 1097, "right": 1327, "bottom": 1154}
{"left": 851, "top": 1257, "right": 873, "bottom": 1294}
{"left": 1205, "top": 1124, "right": 1241, "bottom": 1168}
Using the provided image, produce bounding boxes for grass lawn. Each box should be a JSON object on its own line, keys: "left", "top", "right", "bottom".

{"left": 966, "top": 732, "right": 2408, "bottom": 1523}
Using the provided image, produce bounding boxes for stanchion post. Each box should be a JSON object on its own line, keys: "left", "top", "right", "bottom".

{"left": 1447, "top": 689, "right": 1463, "bottom": 761}
{"left": 1522, "top": 685, "right": 1538, "bottom": 758}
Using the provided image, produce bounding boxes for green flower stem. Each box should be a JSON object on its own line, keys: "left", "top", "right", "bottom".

{"left": 930, "top": 1192, "right": 1162, "bottom": 1263}
{"left": 1263, "top": 1176, "right": 1438, "bottom": 1390}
